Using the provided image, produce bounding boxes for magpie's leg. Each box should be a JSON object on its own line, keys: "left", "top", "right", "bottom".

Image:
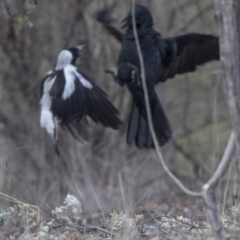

{"left": 127, "top": 63, "right": 141, "bottom": 88}
{"left": 104, "top": 69, "right": 121, "bottom": 85}
{"left": 53, "top": 117, "right": 61, "bottom": 157}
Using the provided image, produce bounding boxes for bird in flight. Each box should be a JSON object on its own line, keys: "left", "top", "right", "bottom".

{"left": 40, "top": 45, "right": 121, "bottom": 155}
{"left": 97, "top": 5, "right": 219, "bottom": 149}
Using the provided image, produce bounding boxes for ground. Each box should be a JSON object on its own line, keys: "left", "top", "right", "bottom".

{"left": 1, "top": 194, "right": 239, "bottom": 239}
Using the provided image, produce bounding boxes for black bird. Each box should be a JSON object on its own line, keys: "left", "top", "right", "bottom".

{"left": 40, "top": 45, "right": 121, "bottom": 154}
{"left": 97, "top": 5, "right": 219, "bottom": 149}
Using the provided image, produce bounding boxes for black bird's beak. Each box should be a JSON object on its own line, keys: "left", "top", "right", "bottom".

{"left": 77, "top": 45, "right": 87, "bottom": 56}
{"left": 121, "top": 16, "right": 131, "bottom": 29}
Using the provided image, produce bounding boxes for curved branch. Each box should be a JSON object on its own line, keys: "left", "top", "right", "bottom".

{"left": 131, "top": 1, "right": 202, "bottom": 197}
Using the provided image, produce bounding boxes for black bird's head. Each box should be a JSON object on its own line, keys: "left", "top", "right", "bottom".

{"left": 121, "top": 5, "right": 153, "bottom": 29}
{"left": 55, "top": 45, "right": 86, "bottom": 69}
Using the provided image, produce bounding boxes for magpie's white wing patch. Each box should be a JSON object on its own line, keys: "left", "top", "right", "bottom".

{"left": 75, "top": 71, "right": 93, "bottom": 89}
{"left": 62, "top": 65, "right": 93, "bottom": 100}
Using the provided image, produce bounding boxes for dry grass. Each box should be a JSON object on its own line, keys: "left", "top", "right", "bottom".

{"left": 0, "top": 192, "right": 240, "bottom": 239}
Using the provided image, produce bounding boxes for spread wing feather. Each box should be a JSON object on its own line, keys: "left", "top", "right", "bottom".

{"left": 158, "top": 33, "right": 219, "bottom": 82}
{"left": 49, "top": 69, "right": 121, "bottom": 129}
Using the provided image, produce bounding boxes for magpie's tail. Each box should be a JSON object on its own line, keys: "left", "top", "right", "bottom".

{"left": 127, "top": 91, "right": 172, "bottom": 149}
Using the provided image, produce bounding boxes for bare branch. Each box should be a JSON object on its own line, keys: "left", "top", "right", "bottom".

{"left": 216, "top": 0, "right": 240, "bottom": 195}
{"left": 131, "top": 0, "right": 202, "bottom": 198}
{"left": 202, "top": 132, "right": 235, "bottom": 239}
{"left": 204, "top": 132, "right": 235, "bottom": 189}
{"left": 132, "top": 1, "right": 238, "bottom": 238}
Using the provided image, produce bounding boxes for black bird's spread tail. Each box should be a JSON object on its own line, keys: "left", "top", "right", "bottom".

{"left": 127, "top": 92, "right": 172, "bottom": 149}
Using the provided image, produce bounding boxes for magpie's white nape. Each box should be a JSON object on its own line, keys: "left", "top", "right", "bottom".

{"left": 39, "top": 45, "right": 121, "bottom": 156}
{"left": 55, "top": 45, "right": 86, "bottom": 70}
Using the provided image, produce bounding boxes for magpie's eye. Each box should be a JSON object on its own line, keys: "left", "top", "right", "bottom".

{"left": 136, "top": 23, "right": 141, "bottom": 28}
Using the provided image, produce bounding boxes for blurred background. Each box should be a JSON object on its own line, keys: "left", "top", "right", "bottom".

{"left": 0, "top": 0, "right": 234, "bottom": 216}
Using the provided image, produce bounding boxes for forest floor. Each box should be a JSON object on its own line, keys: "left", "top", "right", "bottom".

{"left": 0, "top": 193, "right": 239, "bottom": 240}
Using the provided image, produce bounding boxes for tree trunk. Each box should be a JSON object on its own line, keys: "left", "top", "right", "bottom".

{"left": 213, "top": 0, "right": 240, "bottom": 204}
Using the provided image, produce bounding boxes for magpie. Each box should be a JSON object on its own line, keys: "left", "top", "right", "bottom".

{"left": 97, "top": 5, "right": 219, "bottom": 149}
{"left": 40, "top": 45, "right": 121, "bottom": 155}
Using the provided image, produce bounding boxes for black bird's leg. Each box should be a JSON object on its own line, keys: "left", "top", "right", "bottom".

{"left": 104, "top": 69, "right": 121, "bottom": 85}
{"left": 127, "top": 63, "right": 141, "bottom": 88}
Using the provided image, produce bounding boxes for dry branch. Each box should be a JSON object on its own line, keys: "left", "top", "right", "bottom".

{"left": 131, "top": 0, "right": 202, "bottom": 198}
{"left": 202, "top": 132, "right": 235, "bottom": 239}
{"left": 213, "top": 0, "right": 240, "bottom": 197}
{"left": 131, "top": 0, "right": 239, "bottom": 238}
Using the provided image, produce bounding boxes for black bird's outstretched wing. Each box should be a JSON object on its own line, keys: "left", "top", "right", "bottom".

{"left": 49, "top": 69, "right": 121, "bottom": 130}
{"left": 158, "top": 33, "right": 219, "bottom": 82}
{"left": 96, "top": 10, "right": 124, "bottom": 43}
{"left": 96, "top": 11, "right": 220, "bottom": 83}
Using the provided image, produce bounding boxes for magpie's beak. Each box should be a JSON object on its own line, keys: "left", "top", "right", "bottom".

{"left": 77, "top": 45, "right": 87, "bottom": 56}
{"left": 121, "top": 16, "right": 131, "bottom": 29}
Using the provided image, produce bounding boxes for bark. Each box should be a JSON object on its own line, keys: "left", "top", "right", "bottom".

{"left": 213, "top": 0, "right": 240, "bottom": 203}
{"left": 202, "top": 132, "right": 235, "bottom": 239}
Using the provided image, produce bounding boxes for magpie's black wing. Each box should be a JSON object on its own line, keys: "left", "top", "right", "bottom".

{"left": 96, "top": 10, "right": 124, "bottom": 43}
{"left": 49, "top": 68, "right": 121, "bottom": 129}
{"left": 62, "top": 117, "right": 89, "bottom": 142}
{"left": 158, "top": 33, "right": 219, "bottom": 83}
{"left": 77, "top": 70, "right": 121, "bottom": 129}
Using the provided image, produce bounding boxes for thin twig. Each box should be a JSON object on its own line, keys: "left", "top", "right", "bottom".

{"left": 5, "top": 146, "right": 36, "bottom": 204}
{"left": 143, "top": 215, "right": 208, "bottom": 230}
{"left": 75, "top": 225, "right": 117, "bottom": 236}
{"left": 223, "top": 160, "right": 232, "bottom": 212}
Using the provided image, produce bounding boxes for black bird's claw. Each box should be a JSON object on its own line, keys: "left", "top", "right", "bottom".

{"left": 127, "top": 63, "right": 141, "bottom": 88}
{"left": 104, "top": 69, "right": 115, "bottom": 75}
{"left": 127, "top": 63, "right": 138, "bottom": 72}
{"left": 104, "top": 69, "right": 119, "bottom": 84}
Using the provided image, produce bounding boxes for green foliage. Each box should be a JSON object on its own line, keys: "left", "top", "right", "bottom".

{"left": 108, "top": 211, "right": 143, "bottom": 239}
{"left": 17, "top": 14, "right": 33, "bottom": 29}
{"left": 0, "top": 207, "right": 14, "bottom": 226}
{"left": 52, "top": 193, "right": 82, "bottom": 225}
{"left": 222, "top": 206, "right": 240, "bottom": 234}
{"left": 37, "top": 225, "right": 58, "bottom": 240}
{"left": 1, "top": 194, "right": 240, "bottom": 239}
{"left": 24, "top": 0, "right": 37, "bottom": 13}
{"left": 3, "top": 0, "right": 37, "bottom": 29}
{"left": 108, "top": 211, "right": 133, "bottom": 231}
{"left": 0, "top": 194, "right": 83, "bottom": 239}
